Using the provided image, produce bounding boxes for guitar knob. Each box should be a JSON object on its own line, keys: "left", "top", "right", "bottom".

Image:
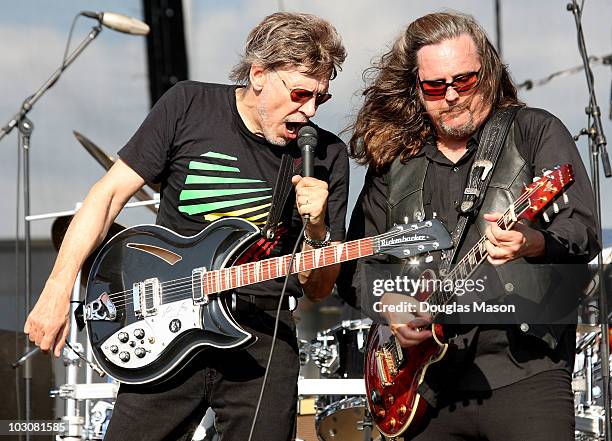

{"left": 376, "top": 409, "right": 386, "bottom": 419}
{"left": 118, "top": 332, "right": 129, "bottom": 343}
{"left": 389, "top": 418, "right": 396, "bottom": 429}
{"left": 398, "top": 405, "right": 407, "bottom": 417}
{"left": 370, "top": 389, "right": 383, "bottom": 405}
{"left": 134, "top": 348, "right": 146, "bottom": 358}
{"left": 134, "top": 328, "right": 145, "bottom": 339}
{"left": 386, "top": 394, "right": 395, "bottom": 405}
{"left": 109, "top": 345, "right": 118, "bottom": 354}
{"left": 119, "top": 351, "right": 130, "bottom": 362}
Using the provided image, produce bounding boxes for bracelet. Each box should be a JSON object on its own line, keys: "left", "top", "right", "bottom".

{"left": 303, "top": 227, "right": 332, "bottom": 248}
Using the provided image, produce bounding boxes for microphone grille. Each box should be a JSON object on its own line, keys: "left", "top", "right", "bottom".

{"left": 297, "top": 125, "right": 318, "bottom": 149}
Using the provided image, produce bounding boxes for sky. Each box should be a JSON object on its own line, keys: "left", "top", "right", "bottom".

{"left": 0, "top": 0, "right": 611, "bottom": 244}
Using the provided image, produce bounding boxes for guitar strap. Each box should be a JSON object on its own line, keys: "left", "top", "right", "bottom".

{"left": 261, "top": 153, "right": 302, "bottom": 240}
{"left": 438, "top": 106, "right": 520, "bottom": 276}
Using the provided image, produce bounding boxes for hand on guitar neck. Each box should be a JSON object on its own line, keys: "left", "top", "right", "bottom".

{"left": 483, "top": 212, "right": 546, "bottom": 265}
{"left": 380, "top": 292, "right": 433, "bottom": 348}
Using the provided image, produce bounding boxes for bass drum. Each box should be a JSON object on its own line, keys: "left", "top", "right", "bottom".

{"left": 315, "top": 396, "right": 381, "bottom": 441}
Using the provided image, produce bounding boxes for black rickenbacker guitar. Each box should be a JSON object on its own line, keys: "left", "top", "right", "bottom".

{"left": 84, "top": 217, "right": 451, "bottom": 385}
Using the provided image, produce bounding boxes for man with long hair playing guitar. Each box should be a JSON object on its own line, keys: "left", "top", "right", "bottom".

{"left": 340, "top": 11, "right": 600, "bottom": 441}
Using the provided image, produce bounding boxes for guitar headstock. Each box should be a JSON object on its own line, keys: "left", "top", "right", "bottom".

{"left": 374, "top": 219, "right": 452, "bottom": 259}
{"left": 518, "top": 163, "right": 574, "bottom": 221}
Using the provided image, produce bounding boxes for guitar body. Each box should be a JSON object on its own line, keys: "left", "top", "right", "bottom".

{"left": 85, "top": 217, "right": 259, "bottom": 385}
{"left": 82, "top": 216, "right": 453, "bottom": 385}
{"left": 364, "top": 323, "right": 446, "bottom": 438}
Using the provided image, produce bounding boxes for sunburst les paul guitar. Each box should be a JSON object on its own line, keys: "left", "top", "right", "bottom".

{"left": 364, "top": 164, "right": 574, "bottom": 438}
{"left": 83, "top": 218, "right": 451, "bottom": 385}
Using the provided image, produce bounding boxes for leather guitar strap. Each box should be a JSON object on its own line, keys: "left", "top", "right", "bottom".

{"left": 261, "top": 153, "right": 302, "bottom": 240}
{"left": 438, "top": 106, "right": 520, "bottom": 276}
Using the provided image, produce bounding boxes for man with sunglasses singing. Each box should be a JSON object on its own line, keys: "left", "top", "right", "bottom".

{"left": 340, "top": 11, "right": 599, "bottom": 441}
{"left": 25, "top": 12, "right": 348, "bottom": 441}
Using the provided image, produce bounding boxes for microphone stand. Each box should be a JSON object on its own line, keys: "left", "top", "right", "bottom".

{"left": 567, "top": 2, "right": 612, "bottom": 441}
{"left": 0, "top": 23, "right": 102, "bottom": 441}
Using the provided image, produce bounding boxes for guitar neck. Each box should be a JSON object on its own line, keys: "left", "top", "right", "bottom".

{"left": 427, "top": 204, "right": 522, "bottom": 316}
{"left": 201, "top": 236, "right": 376, "bottom": 295}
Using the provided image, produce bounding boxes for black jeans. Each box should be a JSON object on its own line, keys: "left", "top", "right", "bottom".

{"left": 408, "top": 369, "right": 574, "bottom": 441}
{"left": 104, "top": 308, "right": 299, "bottom": 441}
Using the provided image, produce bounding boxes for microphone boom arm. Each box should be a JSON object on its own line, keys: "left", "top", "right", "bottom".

{"left": 0, "top": 22, "right": 102, "bottom": 144}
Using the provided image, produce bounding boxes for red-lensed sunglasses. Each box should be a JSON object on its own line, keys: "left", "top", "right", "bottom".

{"left": 274, "top": 70, "right": 332, "bottom": 106}
{"left": 418, "top": 70, "right": 481, "bottom": 97}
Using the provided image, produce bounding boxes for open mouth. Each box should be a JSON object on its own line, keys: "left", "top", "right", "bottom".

{"left": 285, "top": 121, "right": 304, "bottom": 135}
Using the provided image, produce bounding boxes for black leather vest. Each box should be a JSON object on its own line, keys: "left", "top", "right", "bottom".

{"left": 385, "top": 124, "right": 576, "bottom": 349}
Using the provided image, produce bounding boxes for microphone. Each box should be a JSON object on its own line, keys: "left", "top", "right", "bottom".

{"left": 297, "top": 126, "right": 318, "bottom": 178}
{"left": 82, "top": 11, "right": 150, "bottom": 36}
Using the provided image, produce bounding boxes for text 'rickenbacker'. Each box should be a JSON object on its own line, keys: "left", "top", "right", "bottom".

{"left": 83, "top": 217, "right": 451, "bottom": 385}
{"left": 364, "top": 164, "right": 574, "bottom": 439}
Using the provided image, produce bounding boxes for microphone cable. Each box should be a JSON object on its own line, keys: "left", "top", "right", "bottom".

{"left": 247, "top": 219, "right": 308, "bottom": 441}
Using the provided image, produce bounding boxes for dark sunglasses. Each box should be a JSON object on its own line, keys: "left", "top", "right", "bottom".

{"left": 418, "top": 70, "right": 481, "bottom": 97}
{"left": 274, "top": 70, "right": 332, "bottom": 106}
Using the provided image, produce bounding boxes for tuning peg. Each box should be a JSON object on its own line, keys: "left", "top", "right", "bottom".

{"left": 432, "top": 211, "right": 437, "bottom": 219}
{"left": 404, "top": 216, "right": 409, "bottom": 224}
{"left": 543, "top": 212, "right": 550, "bottom": 223}
{"left": 425, "top": 255, "right": 434, "bottom": 263}
{"left": 553, "top": 203, "right": 559, "bottom": 213}
{"left": 563, "top": 193, "right": 569, "bottom": 204}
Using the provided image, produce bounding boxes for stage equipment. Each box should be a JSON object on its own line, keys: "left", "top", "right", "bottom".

{"left": 567, "top": 2, "right": 612, "bottom": 440}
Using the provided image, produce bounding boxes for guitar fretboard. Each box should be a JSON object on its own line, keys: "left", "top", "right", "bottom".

{"left": 197, "top": 237, "right": 375, "bottom": 295}
{"left": 426, "top": 193, "right": 532, "bottom": 317}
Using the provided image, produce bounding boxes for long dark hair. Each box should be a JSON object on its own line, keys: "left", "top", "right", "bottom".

{"left": 349, "top": 12, "right": 521, "bottom": 173}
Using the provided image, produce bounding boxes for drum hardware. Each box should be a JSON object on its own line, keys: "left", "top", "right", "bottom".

{"left": 87, "top": 401, "right": 114, "bottom": 440}
{"left": 49, "top": 383, "right": 119, "bottom": 401}
{"left": 298, "top": 339, "right": 312, "bottom": 367}
{"left": 311, "top": 319, "right": 371, "bottom": 379}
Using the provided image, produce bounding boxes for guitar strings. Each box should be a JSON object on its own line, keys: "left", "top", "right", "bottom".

{"left": 105, "top": 226, "right": 422, "bottom": 308}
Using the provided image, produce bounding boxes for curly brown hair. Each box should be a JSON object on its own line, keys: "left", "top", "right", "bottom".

{"left": 349, "top": 11, "right": 521, "bottom": 173}
{"left": 230, "top": 12, "right": 346, "bottom": 83}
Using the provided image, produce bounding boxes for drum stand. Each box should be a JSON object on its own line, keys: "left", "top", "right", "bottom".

{"left": 359, "top": 407, "right": 374, "bottom": 441}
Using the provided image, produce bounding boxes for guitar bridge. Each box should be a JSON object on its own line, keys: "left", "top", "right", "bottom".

{"left": 376, "top": 348, "right": 396, "bottom": 387}
{"left": 133, "top": 278, "right": 161, "bottom": 318}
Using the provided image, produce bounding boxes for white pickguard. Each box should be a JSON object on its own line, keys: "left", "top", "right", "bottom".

{"left": 100, "top": 299, "right": 201, "bottom": 369}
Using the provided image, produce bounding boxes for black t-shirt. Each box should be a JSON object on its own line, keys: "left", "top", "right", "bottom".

{"left": 118, "top": 81, "right": 349, "bottom": 298}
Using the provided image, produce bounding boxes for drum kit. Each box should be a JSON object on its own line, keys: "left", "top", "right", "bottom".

{"left": 298, "top": 319, "right": 380, "bottom": 441}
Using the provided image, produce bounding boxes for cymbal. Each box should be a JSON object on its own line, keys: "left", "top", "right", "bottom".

{"left": 73, "top": 130, "right": 159, "bottom": 213}
{"left": 73, "top": 130, "right": 115, "bottom": 170}
{"left": 52, "top": 215, "right": 125, "bottom": 285}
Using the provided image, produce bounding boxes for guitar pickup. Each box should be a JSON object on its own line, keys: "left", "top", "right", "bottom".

{"left": 192, "top": 267, "right": 209, "bottom": 305}
{"left": 133, "top": 278, "right": 161, "bottom": 318}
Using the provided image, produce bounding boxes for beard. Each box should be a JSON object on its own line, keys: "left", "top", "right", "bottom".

{"left": 255, "top": 102, "right": 288, "bottom": 147}
{"left": 438, "top": 108, "right": 477, "bottom": 138}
